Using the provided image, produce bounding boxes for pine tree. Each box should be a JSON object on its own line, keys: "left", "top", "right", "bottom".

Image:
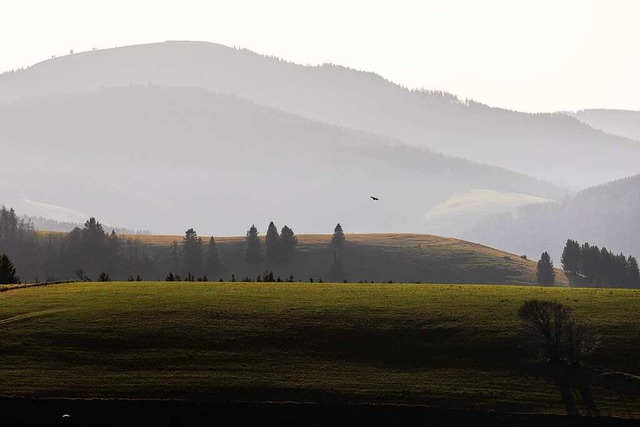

{"left": 0, "top": 254, "right": 20, "bottom": 284}
{"left": 561, "top": 239, "right": 581, "bottom": 274}
{"left": 265, "top": 221, "right": 280, "bottom": 263}
{"left": 626, "top": 256, "right": 640, "bottom": 288}
{"left": 183, "top": 228, "right": 203, "bottom": 275}
{"left": 599, "top": 247, "right": 613, "bottom": 286}
{"left": 82, "top": 217, "right": 106, "bottom": 256}
{"left": 245, "top": 224, "right": 262, "bottom": 263}
{"left": 610, "top": 253, "right": 629, "bottom": 287}
{"left": 205, "top": 236, "right": 222, "bottom": 275}
{"left": 80, "top": 217, "right": 107, "bottom": 276}
{"left": 536, "top": 251, "right": 555, "bottom": 285}
{"left": 331, "top": 223, "right": 345, "bottom": 248}
{"left": 0, "top": 207, "right": 19, "bottom": 249}
{"left": 280, "top": 225, "right": 298, "bottom": 261}
{"left": 579, "top": 243, "right": 600, "bottom": 283}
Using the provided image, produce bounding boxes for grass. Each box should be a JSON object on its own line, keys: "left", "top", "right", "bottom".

{"left": 0, "top": 282, "right": 638, "bottom": 418}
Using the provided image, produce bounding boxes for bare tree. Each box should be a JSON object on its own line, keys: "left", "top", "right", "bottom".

{"left": 518, "top": 300, "right": 598, "bottom": 365}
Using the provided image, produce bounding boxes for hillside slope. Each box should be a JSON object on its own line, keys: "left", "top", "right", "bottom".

{"left": 0, "top": 86, "right": 561, "bottom": 235}
{"left": 567, "top": 109, "right": 640, "bottom": 142}
{"left": 127, "top": 233, "right": 571, "bottom": 286}
{"left": 1, "top": 41, "right": 638, "bottom": 188}
{"left": 463, "top": 175, "right": 640, "bottom": 263}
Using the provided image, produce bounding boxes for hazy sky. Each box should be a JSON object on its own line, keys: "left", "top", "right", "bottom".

{"left": 2, "top": 0, "right": 639, "bottom": 112}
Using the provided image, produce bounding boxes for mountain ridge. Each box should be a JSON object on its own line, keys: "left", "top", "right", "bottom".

{"left": 565, "top": 109, "right": 640, "bottom": 142}
{"left": 2, "top": 40, "right": 639, "bottom": 189}
{"left": 0, "top": 85, "right": 562, "bottom": 235}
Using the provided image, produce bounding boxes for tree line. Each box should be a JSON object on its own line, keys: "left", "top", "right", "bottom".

{"left": 5, "top": 203, "right": 639, "bottom": 288}
{"left": 561, "top": 239, "right": 640, "bottom": 287}
{"left": 166, "top": 222, "right": 348, "bottom": 282}
{"left": 1, "top": 205, "right": 352, "bottom": 284}
{"left": 0, "top": 206, "right": 154, "bottom": 283}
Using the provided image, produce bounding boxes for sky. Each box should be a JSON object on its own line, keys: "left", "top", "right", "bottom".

{"left": 1, "top": 0, "right": 639, "bottom": 113}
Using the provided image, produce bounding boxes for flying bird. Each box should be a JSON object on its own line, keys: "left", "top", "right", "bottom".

{"left": 370, "top": 196, "right": 379, "bottom": 201}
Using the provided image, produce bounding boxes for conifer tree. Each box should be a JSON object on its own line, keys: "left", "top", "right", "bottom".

{"left": 331, "top": 223, "right": 345, "bottom": 248}
{"left": 205, "top": 236, "right": 222, "bottom": 275}
{"left": 245, "top": 224, "right": 262, "bottom": 263}
{"left": 561, "top": 239, "right": 581, "bottom": 274}
{"left": 183, "top": 228, "right": 203, "bottom": 275}
{"left": 265, "top": 221, "right": 280, "bottom": 263}
{"left": 280, "top": 225, "right": 298, "bottom": 261}
{"left": 580, "top": 243, "right": 600, "bottom": 283}
{"left": 0, "top": 254, "right": 20, "bottom": 284}
{"left": 626, "top": 256, "right": 640, "bottom": 288}
{"left": 536, "top": 251, "right": 555, "bottom": 285}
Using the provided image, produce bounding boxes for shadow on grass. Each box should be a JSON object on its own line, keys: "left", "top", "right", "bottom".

{"left": 529, "top": 362, "right": 600, "bottom": 416}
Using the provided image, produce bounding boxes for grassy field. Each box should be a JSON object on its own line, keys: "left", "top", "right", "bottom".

{"left": 0, "top": 282, "right": 638, "bottom": 418}
{"left": 125, "top": 233, "right": 575, "bottom": 286}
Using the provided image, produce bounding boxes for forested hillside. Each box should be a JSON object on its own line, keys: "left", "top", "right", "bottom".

{"left": 464, "top": 175, "right": 640, "bottom": 264}
{"left": 567, "top": 109, "right": 640, "bottom": 142}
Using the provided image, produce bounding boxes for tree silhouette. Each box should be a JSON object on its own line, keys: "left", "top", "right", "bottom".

{"left": 205, "top": 236, "right": 222, "bottom": 276}
{"left": 580, "top": 243, "right": 600, "bottom": 284}
{"left": 280, "top": 225, "right": 298, "bottom": 261}
{"left": 0, "top": 207, "right": 20, "bottom": 248}
{"left": 561, "top": 239, "right": 580, "bottom": 274}
{"left": 518, "top": 300, "right": 599, "bottom": 364}
{"left": 183, "top": 228, "right": 203, "bottom": 275}
{"left": 0, "top": 254, "right": 20, "bottom": 284}
{"left": 331, "top": 223, "right": 345, "bottom": 248}
{"left": 627, "top": 256, "right": 640, "bottom": 287}
{"left": 536, "top": 251, "right": 555, "bottom": 285}
{"left": 265, "top": 221, "right": 280, "bottom": 264}
{"left": 245, "top": 224, "right": 262, "bottom": 263}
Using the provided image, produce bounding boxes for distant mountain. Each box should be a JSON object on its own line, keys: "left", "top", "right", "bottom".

{"left": 1, "top": 41, "right": 639, "bottom": 189}
{"left": 463, "top": 175, "right": 640, "bottom": 263}
{"left": 0, "top": 86, "right": 560, "bottom": 235}
{"left": 566, "top": 109, "right": 640, "bottom": 142}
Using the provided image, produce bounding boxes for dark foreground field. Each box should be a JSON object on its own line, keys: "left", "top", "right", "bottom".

{"left": 1, "top": 398, "right": 638, "bottom": 427}
{"left": 0, "top": 282, "right": 638, "bottom": 425}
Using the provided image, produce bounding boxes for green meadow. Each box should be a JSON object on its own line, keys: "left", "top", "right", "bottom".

{"left": 0, "top": 282, "right": 638, "bottom": 418}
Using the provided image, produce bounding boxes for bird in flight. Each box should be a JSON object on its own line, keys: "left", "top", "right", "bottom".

{"left": 370, "top": 196, "right": 379, "bottom": 201}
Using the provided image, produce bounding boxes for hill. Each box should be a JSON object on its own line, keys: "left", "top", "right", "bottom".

{"left": 0, "top": 282, "right": 638, "bottom": 418}
{"left": 1, "top": 41, "right": 639, "bottom": 189}
{"left": 0, "top": 85, "right": 561, "bottom": 235}
{"left": 125, "top": 232, "right": 572, "bottom": 286}
{"left": 463, "top": 175, "right": 640, "bottom": 264}
{"left": 567, "top": 109, "right": 640, "bottom": 142}
{"left": 125, "top": 234, "right": 569, "bottom": 286}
